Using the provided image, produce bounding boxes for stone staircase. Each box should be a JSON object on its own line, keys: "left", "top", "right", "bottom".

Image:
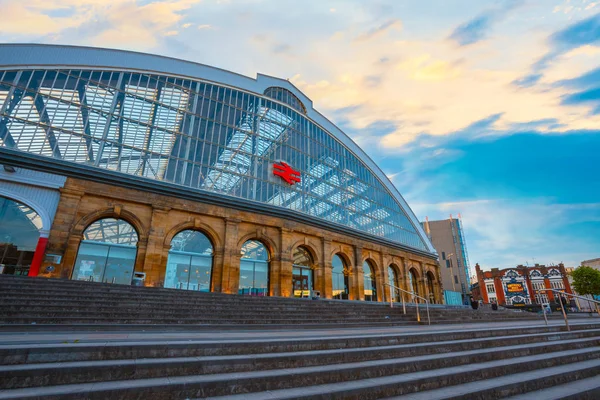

{"left": 1, "top": 323, "right": 600, "bottom": 399}
{"left": 0, "top": 275, "right": 548, "bottom": 328}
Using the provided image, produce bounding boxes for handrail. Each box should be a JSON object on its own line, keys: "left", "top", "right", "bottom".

{"left": 384, "top": 283, "right": 431, "bottom": 325}
{"left": 536, "top": 289, "right": 600, "bottom": 332}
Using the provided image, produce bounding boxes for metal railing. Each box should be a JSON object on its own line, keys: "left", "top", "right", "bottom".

{"left": 384, "top": 283, "right": 431, "bottom": 325}
{"left": 536, "top": 289, "right": 600, "bottom": 331}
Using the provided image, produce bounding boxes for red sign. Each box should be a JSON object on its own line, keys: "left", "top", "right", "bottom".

{"left": 273, "top": 161, "right": 301, "bottom": 185}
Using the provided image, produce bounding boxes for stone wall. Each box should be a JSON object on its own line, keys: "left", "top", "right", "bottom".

{"left": 42, "top": 177, "right": 442, "bottom": 303}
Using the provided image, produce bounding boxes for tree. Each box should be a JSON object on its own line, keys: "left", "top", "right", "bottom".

{"left": 570, "top": 266, "right": 600, "bottom": 296}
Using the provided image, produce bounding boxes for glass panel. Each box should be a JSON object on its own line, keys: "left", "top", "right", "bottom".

{"left": 83, "top": 218, "right": 138, "bottom": 245}
{"left": 170, "top": 230, "right": 212, "bottom": 254}
{"left": 363, "top": 261, "right": 377, "bottom": 302}
{"left": 103, "top": 246, "right": 136, "bottom": 284}
{"left": 293, "top": 246, "right": 312, "bottom": 266}
{"left": 241, "top": 240, "right": 268, "bottom": 261}
{"left": 238, "top": 259, "right": 255, "bottom": 295}
{"left": 293, "top": 266, "right": 313, "bottom": 298}
{"left": 189, "top": 255, "right": 211, "bottom": 292}
{"left": 72, "top": 242, "right": 108, "bottom": 282}
{"left": 0, "top": 196, "right": 42, "bottom": 275}
{"left": 388, "top": 266, "right": 400, "bottom": 302}
{"left": 164, "top": 252, "right": 190, "bottom": 289}
{"left": 253, "top": 260, "right": 269, "bottom": 296}
{"left": 166, "top": 230, "right": 213, "bottom": 291}
{"left": 332, "top": 254, "right": 348, "bottom": 300}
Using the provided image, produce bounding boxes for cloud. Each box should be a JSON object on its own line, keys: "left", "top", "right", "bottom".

{"left": 514, "top": 12, "right": 600, "bottom": 88}
{"left": 0, "top": 0, "right": 200, "bottom": 50}
{"left": 414, "top": 198, "right": 600, "bottom": 269}
{"left": 561, "top": 87, "right": 600, "bottom": 114}
{"left": 448, "top": 0, "right": 523, "bottom": 46}
{"left": 354, "top": 19, "right": 402, "bottom": 42}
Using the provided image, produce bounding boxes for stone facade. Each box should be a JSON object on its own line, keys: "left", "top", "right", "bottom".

{"left": 40, "top": 177, "right": 443, "bottom": 303}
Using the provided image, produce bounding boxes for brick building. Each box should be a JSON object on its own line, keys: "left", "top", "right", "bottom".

{"left": 474, "top": 263, "right": 573, "bottom": 307}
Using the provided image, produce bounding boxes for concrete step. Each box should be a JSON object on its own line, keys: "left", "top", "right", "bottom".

{"left": 1, "top": 345, "right": 597, "bottom": 399}
{"left": 501, "top": 374, "right": 600, "bottom": 400}
{"left": 4, "top": 325, "right": 596, "bottom": 365}
{"left": 383, "top": 359, "right": 600, "bottom": 399}
{"left": 1, "top": 332, "right": 598, "bottom": 389}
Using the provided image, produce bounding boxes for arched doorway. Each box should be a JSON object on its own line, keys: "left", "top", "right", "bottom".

{"left": 0, "top": 196, "right": 43, "bottom": 275}
{"left": 363, "top": 260, "right": 377, "bottom": 302}
{"left": 332, "top": 254, "right": 349, "bottom": 300}
{"left": 164, "top": 230, "right": 213, "bottom": 291}
{"left": 239, "top": 240, "right": 269, "bottom": 296}
{"left": 408, "top": 268, "right": 420, "bottom": 299}
{"left": 426, "top": 271, "right": 436, "bottom": 304}
{"left": 293, "top": 246, "right": 314, "bottom": 298}
{"left": 388, "top": 265, "right": 401, "bottom": 302}
{"left": 71, "top": 218, "right": 138, "bottom": 284}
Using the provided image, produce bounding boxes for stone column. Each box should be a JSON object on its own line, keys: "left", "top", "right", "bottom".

{"left": 211, "top": 235, "right": 225, "bottom": 294}
{"left": 378, "top": 253, "right": 388, "bottom": 303}
{"left": 49, "top": 188, "right": 84, "bottom": 279}
{"left": 401, "top": 257, "right": 411, "bottom": 302}
{"left": 142, "top": 206, "right": 170, "bottom": 287}
{"left": 321, "top": 238, "right": 332, "bottom": 299}
{"left": 277, "top": 227, "right": 293, "bottom": 297}
{"left": 354, "top": 246, "right": 364, "bottom": 301}
{"left": 221, "top": 218, "right": 240, "bottom": 294}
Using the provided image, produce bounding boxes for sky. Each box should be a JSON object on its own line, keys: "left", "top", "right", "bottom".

{"left": 1, "top": 0, "right": 599, "bottom": 274}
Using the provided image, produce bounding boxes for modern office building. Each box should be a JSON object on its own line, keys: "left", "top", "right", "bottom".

{"left": 0, "top": 44, "right": 442, "bottom": 303}
{"left": 422, "top": 216, "right": 470, "bottom": 303}
{"left": 474, "top": 263, "right": 573, "bottom": 308}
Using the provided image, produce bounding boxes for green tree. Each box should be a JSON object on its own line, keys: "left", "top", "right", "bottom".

{"left": 571, "top": 266, "right": 600, "bottom": 296}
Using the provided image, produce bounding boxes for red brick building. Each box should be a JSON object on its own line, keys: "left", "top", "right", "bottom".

{"left": 474, "top": 263, "right": 573, "bottom": 307}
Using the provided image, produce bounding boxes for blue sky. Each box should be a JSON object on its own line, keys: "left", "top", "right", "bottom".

{"left": 1, "top": 0, "right": 599, "bottom": 274}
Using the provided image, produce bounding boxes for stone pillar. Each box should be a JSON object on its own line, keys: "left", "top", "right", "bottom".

{"left": 378, "top": 253, "right": 388, "bottom": 303}
{"left": 142, "top": 207, "right": 170, "bottom": 287}
{"left": 321, "top": 238, "right": 332, "bottom": 299}
{"left": 354, "top": 246, "right": 364, "bottom": 301}
{"left": 211, "top": 232, "right": 225, "bottom": 294}
{"left": 401, "top": 257, "right": 411, "bottom": 303}
{"left": 49, "top": 188, "right": 84, "bottom": 279}
{"left": 277, "top": 227, "right": 293, "bottom": 297}
{"left": 221, "top": 218, "right": 240, "bottom": 294}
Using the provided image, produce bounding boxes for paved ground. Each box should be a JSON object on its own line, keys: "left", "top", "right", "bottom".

{"left": 1, "top": 319, "right": 599, "bottom": 345}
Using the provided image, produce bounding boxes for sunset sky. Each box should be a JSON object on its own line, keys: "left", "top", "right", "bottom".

{"left": 1, "top": 0, "right": 599, "bottom": 274}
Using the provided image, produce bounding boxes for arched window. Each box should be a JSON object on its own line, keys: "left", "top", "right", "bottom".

{"left": 426, "top": 271, "right": 436, "bottom": 304}
{"left": 388, "top": 266, "right": 401, "bottom": 302}
{"left": 363, "top": 260, "right": 377, "bottom": 302}
{"left": 293, "top": 246, "right": 314, "bottom": 298}
{"left": 72, "top": 218, "right": 138, "bottom": 284}
{"left": 164, "top": 230, "right": 213, "bottom": 291}
{"left": 332, "top": 254, "right": 349, "bottom": 300}
{"left": 0, "top": 196, "right": 43, "bottom": 275}
{"left": 240, "top": 240, "right": 269, "bottom": 296}
{"left": 408, "top": 268, "right": 419, "bottom": 298}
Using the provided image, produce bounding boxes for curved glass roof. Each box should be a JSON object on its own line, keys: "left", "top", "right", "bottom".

{"left": 0, "top": 44, "right": 435, "bottom": 254}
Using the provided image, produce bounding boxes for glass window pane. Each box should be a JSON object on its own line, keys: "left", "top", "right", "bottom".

{"left": 72, "top": 242, "right": 108, "bottom": 282}
{"left": 104, "top": 246, "right": 136, "bottom": 284}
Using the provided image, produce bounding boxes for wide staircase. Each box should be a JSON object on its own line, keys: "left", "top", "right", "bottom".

{"left": 1, "top": 275, "right": 600, "bottom": 398}
{"left": 0, "top": 321, "right": 600, "bottom": 399}
{"left": 0, "top": 275, "right": 553, "bottom": 328}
